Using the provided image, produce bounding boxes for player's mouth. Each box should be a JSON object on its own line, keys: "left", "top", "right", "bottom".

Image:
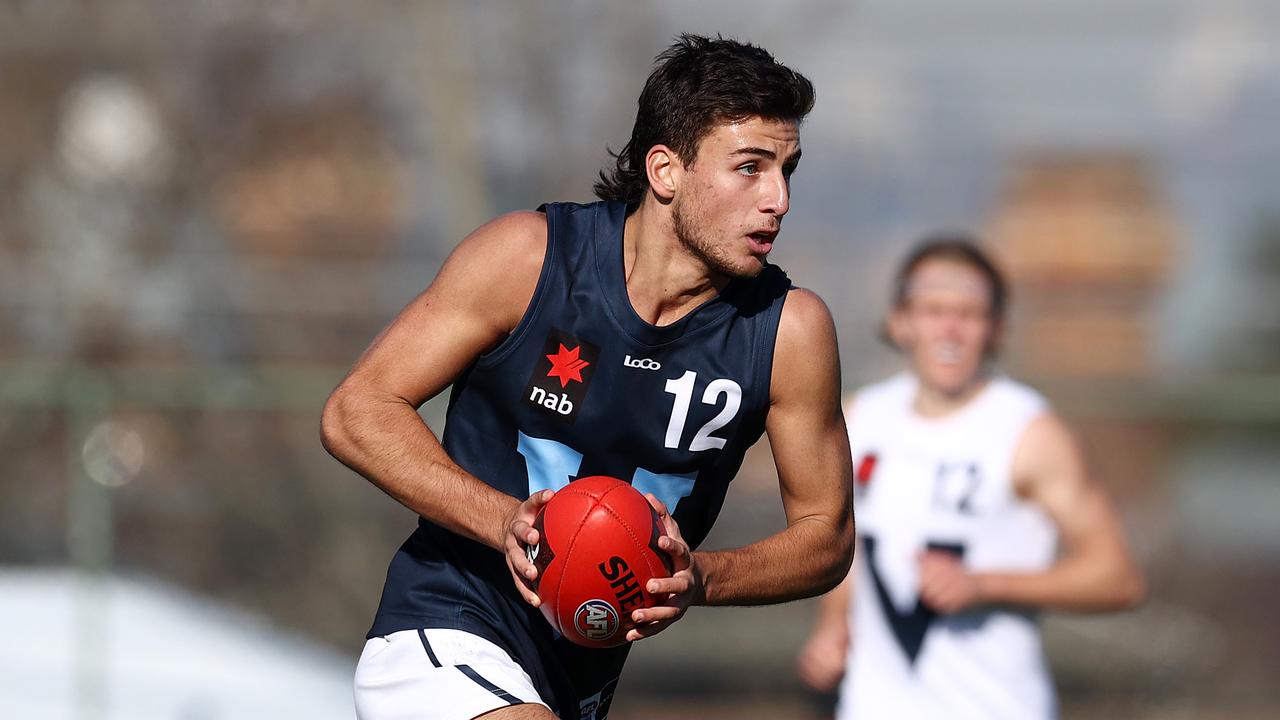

{"left": 932, "top": 343, "right": 965, "bottom": 366}
{"left": 746, "top": 229, "right": 778, "bottom": 255}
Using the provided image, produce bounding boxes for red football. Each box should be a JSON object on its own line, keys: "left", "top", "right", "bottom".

{"left": 525, "top": 476, "right": 673, "bottom": 648}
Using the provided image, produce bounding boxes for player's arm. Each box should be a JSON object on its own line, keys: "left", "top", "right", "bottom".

{"left": 693, "top": 289, "right": 855, "bottom": 604}
{"left": 919, "top": 414, "right": 1147, "bottom": 613}
{"left": 628, "top": 289, "right": 854, "bottom": 640}
{"left": 700, "top": 288, "right": 855, "bottom": 604}
{"left": 319, "top": 211, "right": 553, "bottom": 603}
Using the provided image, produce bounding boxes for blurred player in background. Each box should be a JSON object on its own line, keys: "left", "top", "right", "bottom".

{"left": 322, "top": 35, "right": 853, "bottom": 720}
{"left": 797, "top": 237, "right": 1146, "bottom": 719}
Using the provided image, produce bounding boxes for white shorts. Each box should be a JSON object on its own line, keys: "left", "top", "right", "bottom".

{"left": 354, "top": 628, "right": 551, "bottom": 720}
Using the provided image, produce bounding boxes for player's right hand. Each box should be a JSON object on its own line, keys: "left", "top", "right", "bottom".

{"left": 502, "top": 489, "right": 554, "bottom": 608}
{"left": 796, "top": 622, "right": 849, "bottom": 692}
{"left": 626, "top": 493, "right": 702, "bottom": 642}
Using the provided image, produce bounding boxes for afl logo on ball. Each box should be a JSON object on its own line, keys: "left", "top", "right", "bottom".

{"left": 573, "top": 599, "right": 619, "bottom": 641}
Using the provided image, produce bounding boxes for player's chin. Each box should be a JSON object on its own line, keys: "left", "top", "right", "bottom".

{"left": 924, "top": 364, "right": 981, "bottom": 395}
{"left": 723, "top": 254, "right": 767, "bottom": 279}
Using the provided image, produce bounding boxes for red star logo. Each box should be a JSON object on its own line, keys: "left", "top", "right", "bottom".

{"left": 546, "top": 344, "right": 590, "bottom": 387}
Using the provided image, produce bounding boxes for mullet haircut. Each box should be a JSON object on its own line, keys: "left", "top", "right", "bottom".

{"left": 594, "top": 34, "right": 815, "bottom": 212}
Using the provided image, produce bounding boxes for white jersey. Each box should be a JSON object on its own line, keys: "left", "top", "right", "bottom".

{"left": 838, "top": 372, "right": 1058, "bottom": 720}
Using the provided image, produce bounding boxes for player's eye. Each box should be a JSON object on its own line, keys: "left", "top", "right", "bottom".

{"left": 736, "top": 162, "right": 759, "bottom": 176}
{"left": 920, "top": 302, "right": 947, "bottom": 318}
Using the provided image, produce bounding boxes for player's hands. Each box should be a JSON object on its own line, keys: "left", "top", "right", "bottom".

{"left": 918, "top": 549, "right": 982, "bottom": 613}
{"left": 796, "top": 621, "right": 849, "bottom": 692}
{"left": 503, "top": 489, "right": 554, "bottom": 608}
{"left": 626, "top": 494, "right": 703, "bottom": 642}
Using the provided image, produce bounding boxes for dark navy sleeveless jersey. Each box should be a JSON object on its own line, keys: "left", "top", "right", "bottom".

{"left": 368, "top": 200, "right": 792, "bottom": 719}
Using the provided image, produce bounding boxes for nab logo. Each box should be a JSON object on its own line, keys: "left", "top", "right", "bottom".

{"left": 528, "top": 387, "right": 574, "bottom": 415}
{"left": 546, "top": 344, "right": 590, "bottom": 387}
{"left": 574, "top": 599, "right": 619, "bottom": 641}
{"left": 523, "top": 331, "right": 599, "bottom": 422}
{"left": 623, "top": 355, "right": 661, "bottom": 371}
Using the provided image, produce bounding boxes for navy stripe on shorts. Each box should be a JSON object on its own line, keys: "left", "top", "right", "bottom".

{"left": 417, "top": 629, "right": 521, "bottom": 706}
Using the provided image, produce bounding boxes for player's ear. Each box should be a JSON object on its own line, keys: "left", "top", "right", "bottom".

{"left": 983, "top": 315, "right": 1005, "bottom": 360}
{"left": 885, "top": 307, "right": 911, "bottom": 351}
{"left": 645, "top": 144, "right": 680, "bottom": 201}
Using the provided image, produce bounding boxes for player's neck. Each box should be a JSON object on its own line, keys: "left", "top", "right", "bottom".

{"left": 621, "top": 205, "right": 728, "bottom": 327}
{"left": 912, "top": 373, "right": 992, "bottom": 419}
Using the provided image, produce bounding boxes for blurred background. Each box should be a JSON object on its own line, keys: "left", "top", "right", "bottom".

{"left": 1, "top": 0, "right": 1278, "bottom": 718}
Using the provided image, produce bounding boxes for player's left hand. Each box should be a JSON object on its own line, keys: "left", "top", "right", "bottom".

{"left": 918, "top": 550, "right": 983, "bottom": 614}
{"left": 626, "top": 494, "right": 703, "bottom": 642}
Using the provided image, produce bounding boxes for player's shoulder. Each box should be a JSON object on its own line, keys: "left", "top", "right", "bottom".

{"left": 435, "top": 210, "right": 547, "bottom": 289}
{"left": 425, "top": 210, "right": 549, "bottom": 332}
{"left": 768, "top": 285, "right": 840, "bottom": 401}
{"left": 776, "top": 285, "right": 834, "bottom": 340}
{"left": 995, "top": 378, "right": 1078, "bottom": 471}
{"left": 986, "top": 375, "right": 1051, "bottom": 419}
{"left": 451, "top": 210, "right": 547, "bottom": 264}
{"left": 1012, "top": 410, "right": 1084, "bottom": 484}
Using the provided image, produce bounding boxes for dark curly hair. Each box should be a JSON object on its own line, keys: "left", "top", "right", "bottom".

{"left": 594, "top": 34, "right": 815, "bottom": 212}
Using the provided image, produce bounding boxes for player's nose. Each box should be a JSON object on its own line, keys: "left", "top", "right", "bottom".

{"left": 760, "top": 171, "right": 790, "bottom": 217}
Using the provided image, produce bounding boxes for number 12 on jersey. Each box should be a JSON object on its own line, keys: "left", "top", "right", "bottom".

{"left": 663, "top": 371, "right": 741, "bottom": 451}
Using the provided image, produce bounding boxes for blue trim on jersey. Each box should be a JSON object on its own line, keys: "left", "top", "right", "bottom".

{"left": 630, "top": 466, "right": 697, "bottom": 513}
{"left": 517, "top": 431, "right": 583, "bottom": 496}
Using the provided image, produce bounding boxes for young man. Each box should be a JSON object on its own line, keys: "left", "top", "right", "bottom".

{"left": 321, "top": 35, "right": 854, "bottom": 720}
{"left": 797, "top": 238, "right": 1146, "bottom": 719}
